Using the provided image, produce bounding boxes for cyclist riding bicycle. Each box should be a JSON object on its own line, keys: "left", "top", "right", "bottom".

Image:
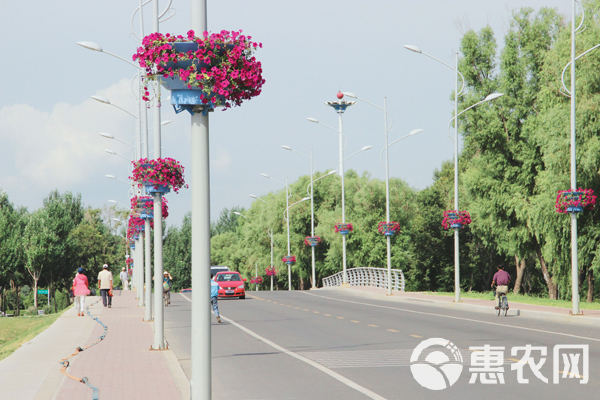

{"left": 163, "top": 271, "right": 173, "bottom": 305}
{"left": 491, "top": 264, "right": 511, "bottom": 310}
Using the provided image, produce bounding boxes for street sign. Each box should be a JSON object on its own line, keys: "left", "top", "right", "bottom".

{"left": 38, "top": 289, "right": 48, "bottom": 295}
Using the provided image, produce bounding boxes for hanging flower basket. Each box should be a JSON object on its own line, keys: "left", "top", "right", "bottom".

{"left": 265, "top": 266, "right": 276, "bottom": 276}
{"left": 556, "top": 189, "right": 596, "bottom": 213}
{"left": 250, "top": 276, "right": 263, "bottom": 284}
{"left": 335, "top": 223, "right": 353, "bottom": 235}
{"left": 282, "top": 255, "right": 296, "bottom": 265}
{"left": 442, "top": 210, "right": 472, "bottom": 229}
{"left": 128, "top": 269, "right": 133, "bottom": 275}
{"left": 126, "top": 258, "right": 133, "bottom": 266}
{"left": 378, "top": 221, "right": 400, "bottom": 236}
{"left": 133, "top": 30, "right": 265, "bottom": 114}
{"left": 127, "top": 215, "right": 146, "bottom": 239}
{"left": 131, "top": 158, "right": 188, "bottom": 194}
{"left": 304, "top": 236, "right": 321, "bottom": 247}
{"left": 131, "top": 195, "right": 169, "bottom": 220}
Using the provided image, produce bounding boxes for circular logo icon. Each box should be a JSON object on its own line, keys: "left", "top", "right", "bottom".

{"left": 410, "top": 338, "right": 463, "bottom": 390}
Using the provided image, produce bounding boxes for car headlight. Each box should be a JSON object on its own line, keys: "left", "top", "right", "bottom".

{"left": 238, "top": 285, "right": 244, "bottom": 289}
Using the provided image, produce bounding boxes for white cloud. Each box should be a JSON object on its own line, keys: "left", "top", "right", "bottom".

{"left": 0, "top": 79, "right": 137, "bottom": 208}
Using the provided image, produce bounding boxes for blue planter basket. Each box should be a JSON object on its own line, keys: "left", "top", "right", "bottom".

{"left": 159, "top": 42, "right": 228, "bottom": 115}
{"left": 144, "top": 183, "right": 170, "bottom": 195}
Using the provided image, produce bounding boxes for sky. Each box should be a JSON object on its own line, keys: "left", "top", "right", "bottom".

{"left": 0, "top": 0, "right": 574, "bottom": 227}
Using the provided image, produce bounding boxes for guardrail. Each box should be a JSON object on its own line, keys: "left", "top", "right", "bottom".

{"left": 322, "top": 267, "right": 405, "bottom": 292}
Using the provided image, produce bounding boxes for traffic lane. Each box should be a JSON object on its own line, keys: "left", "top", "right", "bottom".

{"left": 166, "top": 293, "right": 379, "bottom": 400}
{"left": 235, "top": 291, "right": 599, "bottom": 399}
{"left": 164, "top": 294, "right": 192, "bottom": 378}
{"left": 236, "top": 291, "right": 600, "bottom": 354}
{"left": 167, "top": 291, "right": 599, "bottom": 399}
{"left": 302, "top": 289, "right": 600, "bottom": 339}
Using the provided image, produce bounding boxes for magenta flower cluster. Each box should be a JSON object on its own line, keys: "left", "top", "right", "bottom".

{"left": 555, "top": 188, "right": 596, "bottom": 213}
{"left": 378, "top": 221, "right": 400, "bottom": 235}
{"left": 265, "top": 267, "right": 276, "bottom": 276}
{"left": 442, "top": 210, "right": 472, "bottom": 230}
{"left": 335, "top": 223, "right": 353, "bottom": 233}
{"left": 250, "top": 276, "right": 263, "bottom": 284}
{"left": 127, "top": 215, "right": 145, "bottom": 240}
{"left": 130, "top": 158, "right": 188, "bottom": 193}
{"left": 304, "top": 236, "right": 321, "bottom": 246}
{"left": 132, "top": 30, "right": 265, "bottom": 109}
{"left": 282, "top": 255, "right": 296, "bottom": 264}
{"left": 131, "top": 195, "right": 169, "bottom": 219}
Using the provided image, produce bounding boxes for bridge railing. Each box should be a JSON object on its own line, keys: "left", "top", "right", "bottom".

{"left": 322, "top": 267, "right": 405, "bottom": 292}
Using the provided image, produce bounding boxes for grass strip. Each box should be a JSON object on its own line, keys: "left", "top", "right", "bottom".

{"left": 422, "top": 291, "right": 600, "bottom": 310}
{"left": 0, "top": 307, "right": 71, "bottom": 361}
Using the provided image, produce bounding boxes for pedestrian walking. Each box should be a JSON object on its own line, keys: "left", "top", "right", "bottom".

{"left": 98, "top": 264, "right": 113, "bottom": 308}
{"left": 210, "top": 278, "right": 221, "bottom": 323}
{"left": 120, "top": 267, "right": 129, "bottom": 290}
{"left": 72, "top": 268, "right": 90, "bottom": 316}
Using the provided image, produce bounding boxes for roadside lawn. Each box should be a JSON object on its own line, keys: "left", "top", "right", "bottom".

{"left": 0, "top": 307, "right": 70, "bottom": 361}
{"left": 425, "top": 291, "right": 600, "bottom": 310}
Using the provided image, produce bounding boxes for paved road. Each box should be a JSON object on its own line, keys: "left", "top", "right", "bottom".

{"left": 165, "top": 289, "right": 600, "bottom": 400}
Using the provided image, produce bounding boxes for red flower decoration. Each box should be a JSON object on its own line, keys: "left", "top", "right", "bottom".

{"left": 442, "top": 210, "right": 472, "bottom": 230}
{"left": 130, "top": 158, "right": 188, "bottom": 193}
{"left": 335, "top": 223, "right": 353, "bottom": 233}
{"left": 265, "top": 267, "right": 276, "bottom": 276}
{"left": 282, "top": 255, "right": 296, "bottom": 264}
{"left": 133, "top": 30, "right": 265, "bottom": 109}
{"left": 131, "top": 195, "right": 169, "bottom": 219}
{"left": 304, "top": 236, "right": 321, "bottom": 246}
{"left": 555, "top": 188, "right": 596, "bottom": 213}
{"left": 378, "top": 221, "right": 400, "bottom": 235}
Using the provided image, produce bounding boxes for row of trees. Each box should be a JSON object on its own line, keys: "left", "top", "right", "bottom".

{"left": 163, "top": 3, "right": 600, "bottom": 302}
{"left": 0, "top": 190, "right": 126, "bottom": 315}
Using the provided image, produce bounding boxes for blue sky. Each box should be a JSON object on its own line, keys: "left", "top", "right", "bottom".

{"left": 0, "top": 0, "right": 572, "bottom": 226}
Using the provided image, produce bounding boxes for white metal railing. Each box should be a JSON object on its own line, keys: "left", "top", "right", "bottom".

{"left": 322, "top": 267, "right": 405, "bottom": 292}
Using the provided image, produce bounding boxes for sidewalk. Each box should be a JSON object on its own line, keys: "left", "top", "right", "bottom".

{"left": 336, "top": 285, "right": 600, "bottom": 326}
{"left": 0, "top": 290, "right": 189, "bottom": 400}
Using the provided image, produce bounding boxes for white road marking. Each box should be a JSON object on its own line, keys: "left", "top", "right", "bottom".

{"left": 301, "top": 292, "right": 600, "bottom": 343}
{"left": 179, "top": 292, "right": 386, "bottom": 400}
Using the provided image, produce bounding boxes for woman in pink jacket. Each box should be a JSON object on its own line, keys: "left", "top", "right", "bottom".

{"left": 72, "top": 268, "right": 90, "bottom": 316}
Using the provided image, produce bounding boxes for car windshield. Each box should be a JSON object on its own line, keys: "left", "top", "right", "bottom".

{"left": 217, "top": 273, "right": 241, "bottom": 282}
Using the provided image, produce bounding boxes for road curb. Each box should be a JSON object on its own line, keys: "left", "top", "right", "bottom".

{"left": 335, "top": 287, "right": 600, "bottom": 327}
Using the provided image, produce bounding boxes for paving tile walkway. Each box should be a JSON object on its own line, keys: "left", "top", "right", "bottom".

{"left": 0, "top": 290, "right": 187, "bottom": 400}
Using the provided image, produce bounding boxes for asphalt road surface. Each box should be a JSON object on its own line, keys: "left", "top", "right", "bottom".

{"left": 164, "top": 289, "right": 600, "bottom": 400}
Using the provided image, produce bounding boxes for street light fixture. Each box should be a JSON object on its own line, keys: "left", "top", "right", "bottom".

{"left": 307, "top": 98, "right": 372, "bottom": 286}
{"left": 108, "top": 199, "right": 128, "bottom": 208}
{"left": 557, "top": 1, "right": 600, "bottom": 315}
{"left": 262, "top": 173, "right": 298, "bottom": 290}
{"left": 282, "top": 146, "right": 337, "bottom": 289}
{"left": 344, "top": 92, "right": 425, "bottom": 296}
{"left": 404, "top": 44, "right": 503, "bottom": 303}
{"left": 104, "top": 149, "right": 133, "bottom": 163}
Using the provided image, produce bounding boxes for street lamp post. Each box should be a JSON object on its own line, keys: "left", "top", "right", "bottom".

{"left": 261, "top": 174, "right": 294, "bottom": 290}
{"left": 557, "top": 1, "right": 600, "bottom": 314}
{"left": 248, "top": 194, "right": 275, "bottom": 291}
{"left": 283, "top": 196, "right": 311, "bottom": 290}
{"left": 404, "top": 44, "right": 503, "bottom": 303}
{"left": 307, "top": 96, "right": 372, "bottom": 286}
{"left": 281, "top": 146, "right": 337, "bottom": 289}
{"left": 342, "top": 92, "right": 423, "bottom": 296}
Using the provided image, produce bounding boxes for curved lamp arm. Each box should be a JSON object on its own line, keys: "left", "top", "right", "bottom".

{"left": 403, "top": 45, "right": 466, "bottom": 98}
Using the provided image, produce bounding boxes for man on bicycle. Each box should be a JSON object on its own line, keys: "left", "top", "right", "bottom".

{"left": 491, "top": 264, "right": 511, "bottom": 310}
{"left": 163, "top": 271, "right": 173, "bottom": 305}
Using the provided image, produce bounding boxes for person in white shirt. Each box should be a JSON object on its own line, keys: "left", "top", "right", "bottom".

{"left": 120, "top": 267, "right": 129, "bottom": 290}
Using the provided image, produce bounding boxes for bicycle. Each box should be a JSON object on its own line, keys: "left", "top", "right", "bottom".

{"left": 495, "top": 290, "right": 509, "bottom": 317}
{"left": 163, "top": 289, "right": 170, "bottom": 307}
